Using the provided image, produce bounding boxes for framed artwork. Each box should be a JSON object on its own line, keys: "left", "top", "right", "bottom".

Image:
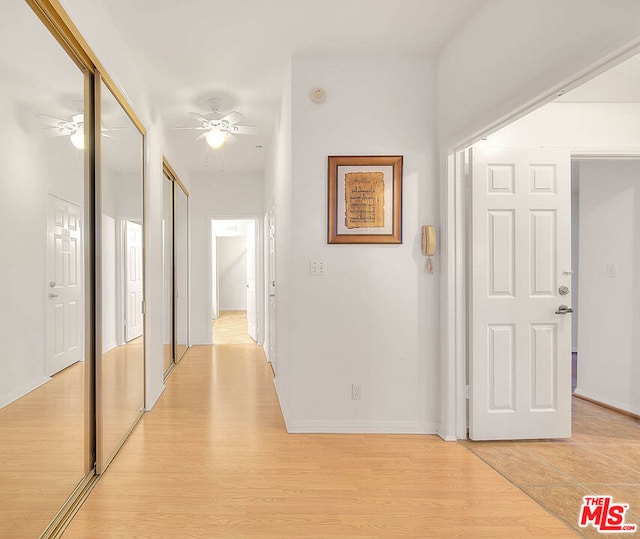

{"left": 327, "top": 155, "right": 403, "bottom": 244}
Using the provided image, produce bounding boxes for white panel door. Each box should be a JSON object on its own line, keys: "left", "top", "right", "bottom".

{"left": 471, "top": 147, "right": 572, "bottom": 440}
{"left": 47, "top": 195, "right": 83, "bottom": 375}
{"left": 125, "top": 220, "right": 143, "bottom": 342}
{"left": 246, "top": 221, "right": 257, "bottom": 342}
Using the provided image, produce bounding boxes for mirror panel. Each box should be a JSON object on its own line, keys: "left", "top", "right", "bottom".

{"left": 98, "top": 79, "right": 144, "bottom": 471}
{"left": 175, "top": 186, "right": 189, "bottom": 361}
{"left": 162, "top": 173, "right": 173, "bottom": 374}
{"left": 0, "top": 1, "right": 90, "bottom": 535}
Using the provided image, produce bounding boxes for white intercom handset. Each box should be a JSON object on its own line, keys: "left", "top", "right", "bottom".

{"left": 422, "top": 225, "right": 436, "bottom": 274}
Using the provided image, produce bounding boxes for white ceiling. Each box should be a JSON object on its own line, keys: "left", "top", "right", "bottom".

{"left": 101, "top": 0, "right": 486, "bottom": 175}
{"left": 557, "top": 53, "right": 640, "bottom": 103}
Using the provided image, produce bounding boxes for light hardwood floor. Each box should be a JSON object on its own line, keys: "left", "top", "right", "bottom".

{"left": 213, "top": 310, "right": 257, "bottom": 345}
{"left": 0, "top": 362, "right": 85, "bottom": 539}
{"left": 0, "top": 338, "right": 144, "bottom": 539}
{"left": 465, "top": 397, "right": 640, "bottom": 537}
{"left": 63, "top": 345, "right": 574, "bottom": 538}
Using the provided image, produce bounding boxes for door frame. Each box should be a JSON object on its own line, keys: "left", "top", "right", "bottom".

{"left": 440, "top": 41, "right": 640, "bottom": 441}
{"left": 208, "top": 214, "right": 264, "bottom": 345}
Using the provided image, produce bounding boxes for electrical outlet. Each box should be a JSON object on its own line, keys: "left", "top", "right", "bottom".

{"left": 352, "top": 383, "right": 361, "bottom": 400}
{"left": 309, "top": 259, "right": 327, "bottom": 276}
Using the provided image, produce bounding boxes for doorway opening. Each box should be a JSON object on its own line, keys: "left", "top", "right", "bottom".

{"left": 211, "top": 219, "right": 259, "bottom": 345}
{"left": 446, "top": 46, "right": 640, "bottom": 442}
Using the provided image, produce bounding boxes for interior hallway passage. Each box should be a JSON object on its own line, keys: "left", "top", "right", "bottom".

{"left": 63, "top": 345, "right": 573, "bottom": 538}
{"left": 212, "top": 310, "right": 256, "bottom": 345}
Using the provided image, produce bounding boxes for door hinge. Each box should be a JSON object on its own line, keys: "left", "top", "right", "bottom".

{"left": 141, "top": 300, "right": 146, "bottom": 314}
{"left": 464, "top": 385, "right": 471, "bottom": 400}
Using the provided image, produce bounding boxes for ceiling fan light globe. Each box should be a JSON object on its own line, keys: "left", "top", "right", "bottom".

{"left": 70, "top": 129, "right": 84, "bottom": 150}
{"left": 205, "top": 128, "right": 226, "bottom": 148}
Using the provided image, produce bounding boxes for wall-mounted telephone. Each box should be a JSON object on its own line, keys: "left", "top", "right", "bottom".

{"left": 422, "top": 225, "right": 436, "bottom": 274}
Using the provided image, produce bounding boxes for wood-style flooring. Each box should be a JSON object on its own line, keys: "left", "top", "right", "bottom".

{"left": 464, "top": 397, "right": 640, "bottom": 538}
{"left": 63, "top": 345, "right": 573, "bottom": 538}
{"left": 0, "top": 362, "right": 85, "bottom": 539}
{"left": 213, "top": 310, "right": 257, "bottom": 345}
{"left": 0, "top": 337, "right": 144, "bottom": 539}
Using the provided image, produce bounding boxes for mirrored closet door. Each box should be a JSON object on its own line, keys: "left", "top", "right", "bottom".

{"left": 162, "top": 159, "right": 189, "bottom": 375}
{"left": 97, "top": 77, "right": 145, "bottom": 472}
{"left": 175, "top": 184, "right": 189, "bottom": 362}
{"left": 162, "top": 172, "right": 174, "bottom": 375}
{"left": 0, "top": 2, "right": 93, "bottom": 536}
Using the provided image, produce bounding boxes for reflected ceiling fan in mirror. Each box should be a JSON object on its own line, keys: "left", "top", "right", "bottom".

{"left": 38, "top": 108, "right": 123, "bottom": 150}
{"left": 38, "top": 112, "right": 86, "bottom": 149}
{"left": 174, "top": 98, "right": 258, "bottom": 148}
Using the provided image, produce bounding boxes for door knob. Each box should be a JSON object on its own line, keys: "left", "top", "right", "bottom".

{"left": 48, "top": 293, "right": 59, "bottom": 298}
{"left": 555, "top": 304, "right": 573, "bottom": 314}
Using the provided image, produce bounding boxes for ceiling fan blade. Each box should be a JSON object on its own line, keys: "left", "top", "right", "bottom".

{"left": 43, "top": 128, "right": 68, "bottom": 137}
{"left": 220, "top": 111, "right": 244, "bottom": 125}
{"left": 37, "top": 113, "right": 67, "bottom": 127}
{"left": 228, "top": 125, "right": 258, "bottom": 136}
{"left": 173, "top": 126, "right": 208, "bottom": 130}
{"left": 225, "top": 133, "right": 238, "bottom": 145}
{"left": 188, "top": 111, "right": 211, "bottom": 124}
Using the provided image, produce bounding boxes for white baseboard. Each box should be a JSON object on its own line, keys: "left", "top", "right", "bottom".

{"left": 0, "top": 375, "right": 51, "bottom": 410}
{"left": 438, "top": 434, "right": 459, "bottom": 442}
{"left": 145, "top": 383, "right": 166, "bottom": 411}
{"left": 287, "top": 419, "right": 438, "bottom": 434}
{"left": 103, "top": 340, "right": 118, "bottom": 354}
{"left": 273, "top": 376, "right": 291, "bottom": 431}
{"left": 573, "top": 387, "right": 640, "bottom": 416}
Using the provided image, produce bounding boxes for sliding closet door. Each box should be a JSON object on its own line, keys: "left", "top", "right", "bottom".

{"left": 97, "top": 77, "right": 144, "bottom": 472}
{"left": 175, "top": 185, "right": 189, "bottom": 361}
{"left": 162, "top": 173, "right": 174, "bottom": 375}
{"left": 0, "top": 2, "right": 93, "bottom": 536}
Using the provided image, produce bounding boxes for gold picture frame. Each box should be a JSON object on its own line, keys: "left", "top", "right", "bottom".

{"left": 328, "top": 155, "right": 403, "bottom": 244}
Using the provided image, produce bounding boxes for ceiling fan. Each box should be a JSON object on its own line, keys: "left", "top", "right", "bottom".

{"left": 38, "top": 111, "right": 122, "bottom": 149}
{"left": 175, "top": 100, "right": 258, "bottom": 148}
{"left": 38, "top": 112, "right": 86, "bottom": 149}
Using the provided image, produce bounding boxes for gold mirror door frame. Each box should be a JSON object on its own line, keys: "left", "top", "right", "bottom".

{"left": 95, "top": 73, "right": 146, "bottom": 475}
{"left": 174, "top": 183, "right": 189, "bottom": 363}
{"left": 162, "top": 159, "right": 189, "bottom": 367}
{"left": 162, "top": 171, "right": 175, "bottom": 377}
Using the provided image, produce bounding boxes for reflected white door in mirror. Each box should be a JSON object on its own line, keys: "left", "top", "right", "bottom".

{"left": 46, "top": 194, "right": 83, "bottom": 376}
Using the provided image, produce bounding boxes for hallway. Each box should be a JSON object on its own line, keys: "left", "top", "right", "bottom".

{"left": 63, "top": 345, "right": 572, "bottom": 538}
{"left": 213, "top": 310, "right": 257, "bottom": 345}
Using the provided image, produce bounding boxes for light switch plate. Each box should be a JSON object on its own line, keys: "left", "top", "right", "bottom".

{"left": 309, "top": 259, "right": 327, "bottom": 276}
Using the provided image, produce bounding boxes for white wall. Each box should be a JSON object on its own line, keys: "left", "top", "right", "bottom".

{"left": 217, "top": 236, "right": 248, "bottom": 311}
{"left": 575, "top": 160, "right": 640, "bottom": 415}
{"left": 438, "top": 0, "right": 640, "bottom": 148}
{"left": 485, "top": 102, "right": 640, "bottom": 150}
{"left": 276, "top": 54, "right": 438, "bottom": 433}
{"left": 189, "top": 172, "right": 264, "bottom": 344}
{"left": 265, "top": 67, "right": 293, "bottom": 421}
